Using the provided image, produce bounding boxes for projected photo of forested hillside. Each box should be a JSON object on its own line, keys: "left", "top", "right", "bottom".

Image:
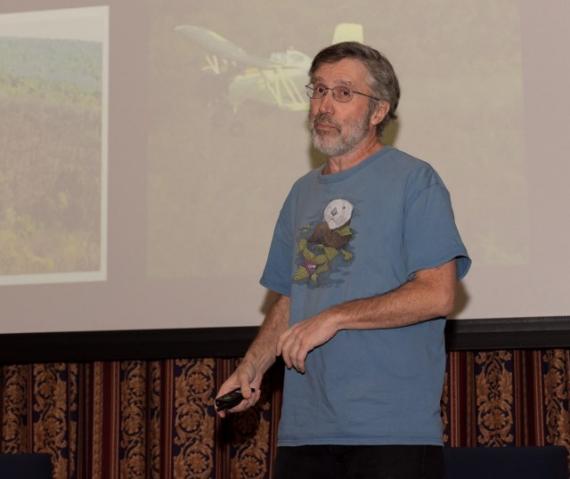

{"left": 0, "top": 7, "right": 107, "bottom": 285}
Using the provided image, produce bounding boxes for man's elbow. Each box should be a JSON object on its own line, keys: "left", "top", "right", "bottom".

{"left": 435, "top": 283, "right": 457, "bottom": 318}
{"left": 413, "top": 260, "right": 458, "bottom": 318}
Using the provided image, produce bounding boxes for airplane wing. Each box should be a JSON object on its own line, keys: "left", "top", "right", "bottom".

{"left": 174, "top": 25, "right": 276, "bottom": 69}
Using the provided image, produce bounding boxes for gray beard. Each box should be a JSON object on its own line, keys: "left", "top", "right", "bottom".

{"left": 309, "top": 112, "right": 372, "bottom": 157}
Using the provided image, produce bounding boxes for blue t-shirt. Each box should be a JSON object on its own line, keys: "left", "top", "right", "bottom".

{"left": 260, "top": 146, "right": 471, "bottom": 446}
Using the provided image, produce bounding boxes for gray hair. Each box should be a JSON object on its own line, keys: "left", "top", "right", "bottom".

{"left": 309, "top": 42, "right": 400, "bottom": 136}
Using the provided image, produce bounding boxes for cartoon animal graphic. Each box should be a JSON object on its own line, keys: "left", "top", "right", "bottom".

{"left": 294, "top": 199, "right": 354, "bottom": 285}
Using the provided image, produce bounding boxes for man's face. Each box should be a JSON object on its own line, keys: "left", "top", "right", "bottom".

{"left": 308, "top": 58, "right": 378, "bottom": 157}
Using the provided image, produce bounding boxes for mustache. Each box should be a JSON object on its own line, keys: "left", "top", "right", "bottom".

{"left": 311, "top": 114, "right": 340, "bottom": 131}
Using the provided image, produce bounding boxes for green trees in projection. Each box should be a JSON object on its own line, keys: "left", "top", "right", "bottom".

{"left": 0, "top": 38, "right": 103, "bottom": 275}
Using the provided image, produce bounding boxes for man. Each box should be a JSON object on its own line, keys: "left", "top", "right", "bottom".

{"left": 216, "top": 42, "right": 470, "bottom": 479}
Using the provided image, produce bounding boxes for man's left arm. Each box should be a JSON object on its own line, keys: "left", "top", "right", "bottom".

{"left": 277, "top": 259, "right": 457, "bottom": 373}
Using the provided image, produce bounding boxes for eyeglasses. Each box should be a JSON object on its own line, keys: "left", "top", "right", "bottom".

{"left": 305, "top": 83, "right": 381, "bottom": 103}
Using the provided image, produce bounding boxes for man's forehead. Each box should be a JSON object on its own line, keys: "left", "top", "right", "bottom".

{"left": 310, "top": 58, "right": 369, "bottom": 85}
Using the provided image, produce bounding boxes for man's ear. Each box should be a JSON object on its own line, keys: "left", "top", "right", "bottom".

{"left": 371, "top": 101, "right": 390, "bottom": 126}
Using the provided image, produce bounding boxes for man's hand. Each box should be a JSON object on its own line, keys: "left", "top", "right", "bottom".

{"left": 275, "top": 260, "right": 458, "bottom": 374}
{"left": 215, "top": 294, "right": 290, "bottom": 417}
{"left": 215, "top": 360, "right": 262, "bottom": 418}
{"left": 277, "top": 311, "right": 339, "bottom": 373}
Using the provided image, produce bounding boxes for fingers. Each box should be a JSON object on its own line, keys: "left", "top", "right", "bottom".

{"left": 285, "top": 332, "right": 306, "bottom": 373}
{"left": 238, "top": 371, "right": 253, "bottom": 400}
{"left": 278, "top": 314, "right": 338, "bottom": 374}
{"left": 215, "top": 379, "right": 239, "bottom": 418}
{"left": 278, "top": 325, "right": 309, "bottom": 373}
{"left": 232, "top": 370, "right": 257, "bottom": 410}
{"left": 228, "top": 388, "right": 261, "bottom": 414}
{"left": 215, "top": 362, "right": 262, "bottom": 417}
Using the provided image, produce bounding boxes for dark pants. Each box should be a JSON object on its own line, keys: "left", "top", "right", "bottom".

{"left": 274, "top": 445, "right": 444, "bottom": 479}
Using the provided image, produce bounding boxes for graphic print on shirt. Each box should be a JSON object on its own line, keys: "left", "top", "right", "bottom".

{"left": 293, "top": 199, "right": 354, "bottom": 286}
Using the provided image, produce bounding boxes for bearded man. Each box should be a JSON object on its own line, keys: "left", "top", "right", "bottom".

{"left": 216, "top": 42, "right": 471, "bottom": 479}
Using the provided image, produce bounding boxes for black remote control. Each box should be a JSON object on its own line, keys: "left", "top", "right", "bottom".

{"left": 215, "top": 388, "right": 255, "bottom": 411}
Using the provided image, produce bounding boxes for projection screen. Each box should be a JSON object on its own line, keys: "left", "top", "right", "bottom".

{"left": 0, "top": 0, "right": 569, "bottom": 333}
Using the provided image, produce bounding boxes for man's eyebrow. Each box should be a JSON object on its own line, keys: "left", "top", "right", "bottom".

{"left": 310, "top": 76, "right": 353, "bottom": 86}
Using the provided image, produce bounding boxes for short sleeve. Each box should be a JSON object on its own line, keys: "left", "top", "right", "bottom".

{"left": 259, "top": 191, "right": 296, "bottom": 296}
{"left": 404, "top": 178, "right": 471, "bottom": 280}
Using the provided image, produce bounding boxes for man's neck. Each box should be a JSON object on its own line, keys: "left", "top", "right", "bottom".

{"left": 323, "top": 136, "right": 384, "bottom": 175}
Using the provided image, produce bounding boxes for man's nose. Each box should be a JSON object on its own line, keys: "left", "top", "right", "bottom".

{"left": 318, "top": 90, "right": 335, "bottom": 114}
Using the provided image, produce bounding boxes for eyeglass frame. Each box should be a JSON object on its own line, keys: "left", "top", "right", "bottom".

{"left": 305, "top": 82, "right": 381, "bottom": 103}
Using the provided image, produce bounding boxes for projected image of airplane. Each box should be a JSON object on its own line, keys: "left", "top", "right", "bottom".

{"left": 174, "top": 23, "right": 363, "bottom": 112}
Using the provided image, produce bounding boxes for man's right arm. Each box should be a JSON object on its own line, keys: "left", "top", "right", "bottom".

{"left": 215, "top": 293, "right": 290, "bottom": 417}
